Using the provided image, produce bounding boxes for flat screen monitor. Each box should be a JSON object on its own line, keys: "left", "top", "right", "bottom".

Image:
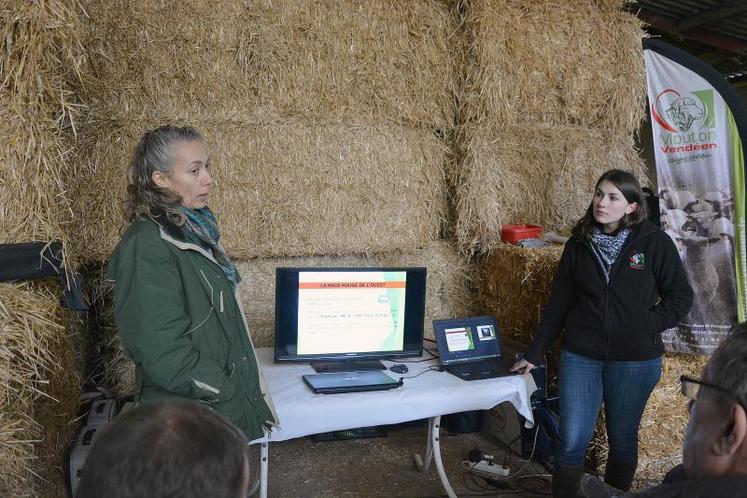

{"left": 274, "top": 267, "right": 426, "bottom": 370}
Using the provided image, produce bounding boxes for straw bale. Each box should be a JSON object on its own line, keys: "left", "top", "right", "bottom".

{"left": 70, "top": 117, "right": 448, "bottom": 262}
{"left": 459, "top": 0, "right": 646, "bottom": 138}
{"left": 83, "top": 272, "right": 134, "bottom": 398}
{"left": 77, "top": 0, "right": 457, "bottom": 130}
{"left": 0, "top": 1, "right": 84, "bottom": 112}
{"left": 93, "top": 241, "right": 474, "bottom": 397}
{"left": 477, "top": 243, "right": 563, "bottom": 347}
{"left": 0, "top": 1, "right": 85, "bottom": 255}
{"left": 587, "top": 353, "right": 710, "bottom": 488}
{"left": 0, "top": 412, "right": 37, "bottom": 498}
{"left": 0, "top": 281, "right": 80, "bottom": 497}
{"left": 31, "top": 316, "right": 80, "bottom": 498}
{"left": 456, "top": 124, "right": 646, "bottom": 253}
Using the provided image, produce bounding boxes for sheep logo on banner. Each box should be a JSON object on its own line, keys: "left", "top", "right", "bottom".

{"left": 628, "top": 253, "right": 645, "bottom": 271}
{"left": 665, "top": 97, "right": 704, "bottom": 132}
{"left": 651, "top": 88, "right": 714, "bottom": 133}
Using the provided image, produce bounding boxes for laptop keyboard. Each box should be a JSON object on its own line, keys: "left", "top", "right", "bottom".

{"left": 447, "top": 358, "right": 512, "bottom": 380}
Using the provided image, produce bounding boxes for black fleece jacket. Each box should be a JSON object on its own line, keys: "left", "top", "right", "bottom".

{"left": 525, "top": 221, "right": 693, "bottom": 365}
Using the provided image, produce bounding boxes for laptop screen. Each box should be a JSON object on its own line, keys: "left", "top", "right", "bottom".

{"left": 433, "top": 316, "right": 501, "bottom": 365}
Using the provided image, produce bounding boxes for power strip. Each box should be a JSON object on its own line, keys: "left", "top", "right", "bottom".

{"left": 471, "top": 460, "right": 510, "bottom": 478}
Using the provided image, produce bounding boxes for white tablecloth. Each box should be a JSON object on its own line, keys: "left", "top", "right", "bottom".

{"left": 253, "top": 348, "right": 536, "bottom": 443}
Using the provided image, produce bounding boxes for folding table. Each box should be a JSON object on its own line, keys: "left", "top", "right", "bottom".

{"left": 248, "top": 347, "right": 536, "bottom": 498}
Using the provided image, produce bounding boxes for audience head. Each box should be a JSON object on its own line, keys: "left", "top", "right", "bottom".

{"left": 76, "top": 399, "right": 249, "bottom": 498}
{"left": 682, "top": 324, "right": 747, "bottom": 478}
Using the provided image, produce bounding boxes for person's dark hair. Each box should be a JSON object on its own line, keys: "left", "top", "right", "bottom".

{"left": 75, "top": 400, "right": 248, "bottom": 498}
{"left": 701, "top": 323, "right": 747, "bottom": 410}
{"left": 571, "top": 169, "right": 650, "bottom": 240}
{"left": 124, "top": 125, "right": 204, "bottom": 225}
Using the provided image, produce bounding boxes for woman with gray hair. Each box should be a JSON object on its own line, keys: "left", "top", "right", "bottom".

{"left": 107, "top": 125, "right": 277, "bottom": 441}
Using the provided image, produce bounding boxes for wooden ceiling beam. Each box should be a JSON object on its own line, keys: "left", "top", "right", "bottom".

{"left": 638, "top": 9, "right": 747, "bottom": 52}
{"left": 678, "top": 1, "right": 747, "bottom": 32}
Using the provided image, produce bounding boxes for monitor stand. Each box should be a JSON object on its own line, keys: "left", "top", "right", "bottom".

{"left": 310, "top": 359, "right": 386, "bottom": 373}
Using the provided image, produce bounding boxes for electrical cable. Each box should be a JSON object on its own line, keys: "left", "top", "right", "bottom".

{"left": 453, "top": 352, "right": 556, "bottom": 497}
{"left": 460, "top": 462, "right": 548, "bottom": 497}
{"left": 461, "top": 466, "right": 494, "bottom": 491}
{"left": 502, "top": 420, "right": 540, "bottom": 479}
{"left": 458, "top": 358, "right": 553, "bottom": 495}
{"left": 388, "top": 347, "right": 438, "bottom": 363}
{"left": 397, "top": 365, "right": 441, "bottom": 383}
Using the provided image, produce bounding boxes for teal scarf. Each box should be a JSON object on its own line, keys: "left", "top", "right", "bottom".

{"left": 178, "top": 207, "right": 241, "bottom": 285}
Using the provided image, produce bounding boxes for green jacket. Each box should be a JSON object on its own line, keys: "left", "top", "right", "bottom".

{"left": 107, "top": 213, "right": 277, "bottom": 440}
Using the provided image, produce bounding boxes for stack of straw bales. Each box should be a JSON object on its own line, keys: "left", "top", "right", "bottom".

{"left": 70, "top": 0, "right": 458, "bottom": 262}
{"left": 587, "top": 353, "right": 710, "bottom": 487}
{"left": 0, "top": 282, "right": 80, "bottom": 497}
{"left": 1, "top": 1, "right": 85, "bottom": 495}
{"left": 70, "top": 118, "right": 448, "bottom": 261}
{"left": 455, "top": 0, "right": 648, "bottom": 253}
{"left": 71, "top": 1, "right": 472, "bottom": 396}
{"left": 457, "top": 127, "right": 644, "bottom": 249}
{"left": 76, "top": 0, "right": 456, "bottom": 129}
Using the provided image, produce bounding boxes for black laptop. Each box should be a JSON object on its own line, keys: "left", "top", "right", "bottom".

{"left": 433, "top": 316, "right": 515, "bottom": 381}
{"left": 302, "top": 370, "right": 401, "bottom": 394}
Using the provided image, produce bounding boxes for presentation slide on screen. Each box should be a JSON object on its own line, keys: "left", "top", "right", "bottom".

{"left": 297, "top": 271, "right": 407, "bottom": 355}
{"left": 444, "top": 327, "right": 475, "bottom": 352}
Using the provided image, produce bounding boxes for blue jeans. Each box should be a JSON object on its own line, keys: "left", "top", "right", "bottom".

{"left": 556, "top": 350, "right": 662, "bottom": 466}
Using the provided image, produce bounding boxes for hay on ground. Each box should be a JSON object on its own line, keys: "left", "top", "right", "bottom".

{"left": 0, "top": 281, "right": 80, "bottom": 497}
{"left": 587, "top": 353, "right": 710, "bottom": 489}
{"left": 455, "top": 124, "right": 646, "bottom": 254}
{"left": 93, "top": 241, "right": 474, "bottom": 397}
{"left": 459, "top": 0, "right": 645, "bottom": 138}
{"left": 70, "top": 118, "right": 448, "bottom": 262}
{"left": 77, "top": 0, "right": 457, "bottom": 130}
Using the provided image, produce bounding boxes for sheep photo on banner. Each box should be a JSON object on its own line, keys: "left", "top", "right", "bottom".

{"left": 643, "top": 38, "right": 747, "bottom": 353}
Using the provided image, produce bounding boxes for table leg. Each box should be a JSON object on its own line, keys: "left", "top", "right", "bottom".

{"left": 247, "top": 442, "right": 269, "bottom": 498}
{"left": 413, "top": 417, "right": 435, "bottom": 473}
{"left": 260, "top": 442, "right": 269, "bottom": 498}
{"left": 414, "top": 416, "right": 457, "bottom": 498}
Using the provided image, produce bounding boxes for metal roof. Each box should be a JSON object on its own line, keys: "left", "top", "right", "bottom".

{"left": 627, "top": 0, "right": 747, "bottom": 86}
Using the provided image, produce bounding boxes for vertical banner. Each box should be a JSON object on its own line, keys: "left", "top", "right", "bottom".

{"left": 643, "top": 39, "right": 747, "bottom": 354}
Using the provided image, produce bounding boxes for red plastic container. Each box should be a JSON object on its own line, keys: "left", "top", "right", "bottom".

{"left": 501, "top": 224, "right": 542, "bottom": 244}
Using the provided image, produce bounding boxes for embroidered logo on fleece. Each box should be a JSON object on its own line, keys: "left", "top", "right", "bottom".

{"left": 629, "top": 253, "right": 645, "bottom": 270}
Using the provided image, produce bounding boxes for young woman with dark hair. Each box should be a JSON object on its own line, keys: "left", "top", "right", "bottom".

{"left": 511, "top": 169, "right": 693, "bottom": 497}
